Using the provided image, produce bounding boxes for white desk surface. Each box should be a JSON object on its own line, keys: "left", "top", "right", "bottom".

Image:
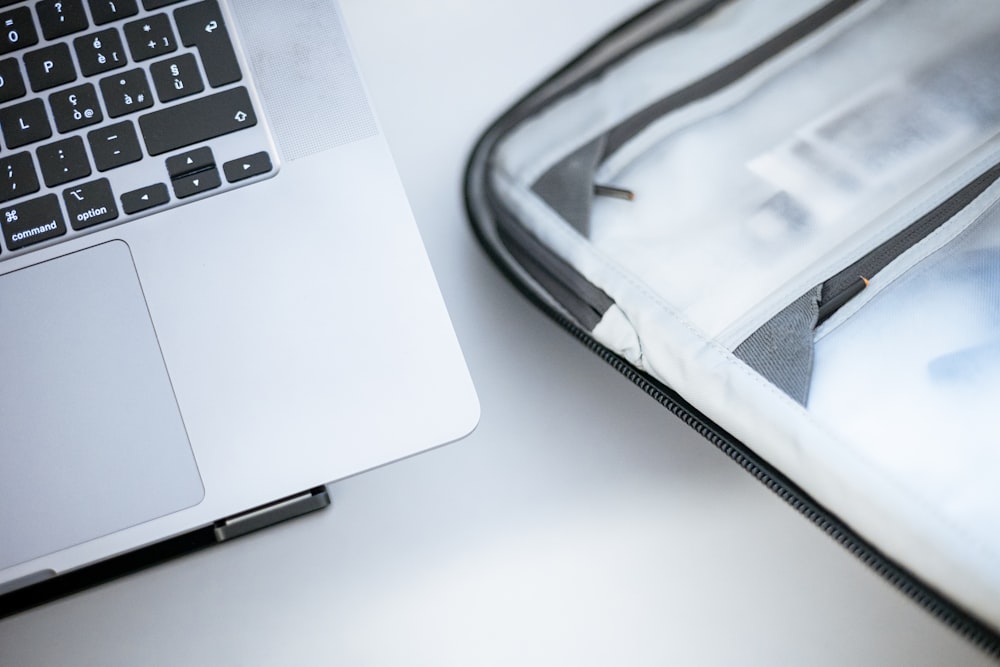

{"left": 0, "top": 2, "right": 994, "bottom": 664}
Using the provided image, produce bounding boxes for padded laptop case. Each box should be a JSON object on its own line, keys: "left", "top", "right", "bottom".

{"left": 465, "top": 0, "right": 1000, "bottom": 653}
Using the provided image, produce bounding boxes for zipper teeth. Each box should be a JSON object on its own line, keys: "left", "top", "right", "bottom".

{"left": 875, "top": 165, "right": 1000, "bottom": 262}
{"left": 551, "top": 310, "right": 1000, "bottom": 658}
{"left": 825, "top": 162, "right": 1000, "bottom": 300}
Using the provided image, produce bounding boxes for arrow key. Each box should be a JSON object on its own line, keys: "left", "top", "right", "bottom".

{"left": 223, "top": 151, "right": 272, "bottom": 183}
{"left": 121, "top": 182, "right": 169, "bottom": 214}
{"left": 166, "top": 146, "right": 214, "bottom": 178}
{"left": 172, "top": 165, "right": 220, "bottom": 199}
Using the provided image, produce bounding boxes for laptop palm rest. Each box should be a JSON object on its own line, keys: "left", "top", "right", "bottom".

{"left": 0, "top": 241, "right": 203, "bottom": 571}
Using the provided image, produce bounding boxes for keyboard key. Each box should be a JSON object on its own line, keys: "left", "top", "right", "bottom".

{"left": 120, "top": 181, "right": 167, "bottom": 213}
{"left": 37, "top": 135, "right": 91, "bottom": 187}
{"left": 0, "top": 7, "right": 38, "bottom": 56}
{"left": 143, "top": 0, "right": 184, "bottom": 8}
{"left": 24, "top": 43, "right": 77, "bottom": 92}
{"left": 88, "top": 120, "right": 142, "bottom": 170}
{"left": 175, "top": 0, "right": 240, "bottom": 87}
{"left": 49, "top": 83, "right": 104, "bottom": 132}
{"left": 165, "top": 146, "right": 212, "bottom": 178}
{"left": 0, "top": 57, "right": 25, "bottom": 103}
{"left": 64, "top": 177, "right": 118, "bottom": 230}
{"left": 0, "top": 98, "right": 52, "bottom": 148}
{"left": 223, "top": 151, "right": 271, "bottom": 183}
{"left": 150, "top": 52, "right": 203, "bottom": 103}
{"left": 124, "top": 13, "right": 176, "bottom": 61}
{"left": 139, "top": 86, "right": 256, "bottom": 155}
{"left": 99, "top": 68, "right": 153, "bottom": 117}
{"left": 88, "top": 0, "right": 139, "bottom": 25}
{"left": 0, "top": 151, "right": 40, "bottom": 203}
{"left": 171, "top": 166, "right": 219, "bottom": 199}
{"left": 36, "top": 0, "right": 89, "bottom": 39}
{"left": 1, "top": 194, "right": 66, "bottom": 250}
{"left": 74, "top": 28, "right": 127, "bottom": 76}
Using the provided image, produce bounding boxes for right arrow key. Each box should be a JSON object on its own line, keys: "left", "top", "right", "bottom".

{"left": 223, "top": 151, "right": 272, "bottom": 183}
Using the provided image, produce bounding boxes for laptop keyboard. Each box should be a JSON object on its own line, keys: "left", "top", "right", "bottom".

{"left": 0, "top": 0, "right": 274, "bottom": 259}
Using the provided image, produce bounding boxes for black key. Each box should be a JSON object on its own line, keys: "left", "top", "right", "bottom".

{"left": 1, "top": 194, "right": 66, "bottom": 250}
{"left": 88, "top": 0, "right": 138, "bottom": 25}
{"left": 223, "top": 151, "right": 271, "bottom": 183}
{"left": 166, "top": 146, "right": 212, "bottom": 178}
{"left": 175, "top": 0, "right": 240, "bottom": 87}
{"left": 49, "top": 83, "right": 103, "bottom": 133}
{"left": 23, "top": 43, "right": 77, "bottom": 92}
{"left": 0, "top": 7, "right": 38, "bottom": 56}
{"left": 0, "top": 57, "right": 25, "bottom": 102}
{"left": 37, "top": 136, "right": 91, "bottom": 187}
{"left": 171, "top": 165, "right": 219, "bottom": 199}
{"left": 143, "top": 0, "right": 184, "bottom": 8}
{"left": 150, "top": 52, "right": 203, "bottom": 103}
{"left": 99, "top": 67, "right": 153, "bottom": 117}
{"left": 139, "top": 86, "right": 256, "bottom": 156}
{"left": 0, "top": 151, "right": 40, "bottom": 203}
{"left": 121, "top": 181, "right": 167, "bottom": 213}
{"left": 88, "top": 120, "right": 142, "bottom": 170}
{"left": 124, "top": 13, "right": 176, "bottom": 61}
{"left": 74, "top": 28, "right": 127, "bottom": 76}
{"left": 64, "top": 177, "right": 118, "bottom": 230}
{"left": 36, "top": 0, "right": 89, "bottom": 39}
{"left": 0, "top": 98, "right": 52, "bottom": 148}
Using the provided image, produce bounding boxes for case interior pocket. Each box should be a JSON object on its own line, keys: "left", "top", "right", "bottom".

{"left": 736, "top": 161, "right": 1000, "bottom": 403}
{"left": 807, "top": 197, "right": 1000, "bottom": 499}
{"left": 559, "top": 0, "right": 1000, "bottom": 340}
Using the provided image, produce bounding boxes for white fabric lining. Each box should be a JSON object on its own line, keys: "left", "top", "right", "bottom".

{"left": 491, "top": 169, "right": 1000, "bottom": 629}
{"left": 584, "top": 0, "right": 1000, "bottom": 341}
{"left": 487, "top": 0, "right": 1000, "bottom": 632}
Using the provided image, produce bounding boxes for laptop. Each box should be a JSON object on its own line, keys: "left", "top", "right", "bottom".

{"left": 0, "top": 0, "right": 479, "bottom": 613}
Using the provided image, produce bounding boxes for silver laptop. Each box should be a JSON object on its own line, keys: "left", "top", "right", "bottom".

{"left": 0, "top": 0, "right": 479, "bottom": 610}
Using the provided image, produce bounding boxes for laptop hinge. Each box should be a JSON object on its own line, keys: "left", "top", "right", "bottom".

{"left": 213, "top": 486, "right": 331, "bottom": 543}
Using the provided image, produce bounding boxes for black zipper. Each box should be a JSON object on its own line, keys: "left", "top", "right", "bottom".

{"left": 484, "top": 249, "right": 1000, "bottom": 658}
{"left": 821, "top": 160, "right": 1000, "bottom": 308}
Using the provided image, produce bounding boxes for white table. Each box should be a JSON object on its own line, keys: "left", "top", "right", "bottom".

{"left": 0, "top": 1, "right": 993, "bottom": 664}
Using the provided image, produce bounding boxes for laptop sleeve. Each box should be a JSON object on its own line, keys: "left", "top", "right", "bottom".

{"left": 464, "top": 0, "right": 1000, "bottom": 653}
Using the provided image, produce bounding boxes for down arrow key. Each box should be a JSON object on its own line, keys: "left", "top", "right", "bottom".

{"left": 223, "top": 151, "right": 273, "bottom": 183}
{"left": 172, "top": 166, "right": 221, "bottom": 199}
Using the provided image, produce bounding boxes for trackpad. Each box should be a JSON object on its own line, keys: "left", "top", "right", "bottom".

{"left": 0, "top": 241, "right": 203, "bottom": 570}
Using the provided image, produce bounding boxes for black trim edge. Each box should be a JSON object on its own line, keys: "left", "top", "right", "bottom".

{"left": 0, "top": 486, "right": 331, "bottom": 619}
